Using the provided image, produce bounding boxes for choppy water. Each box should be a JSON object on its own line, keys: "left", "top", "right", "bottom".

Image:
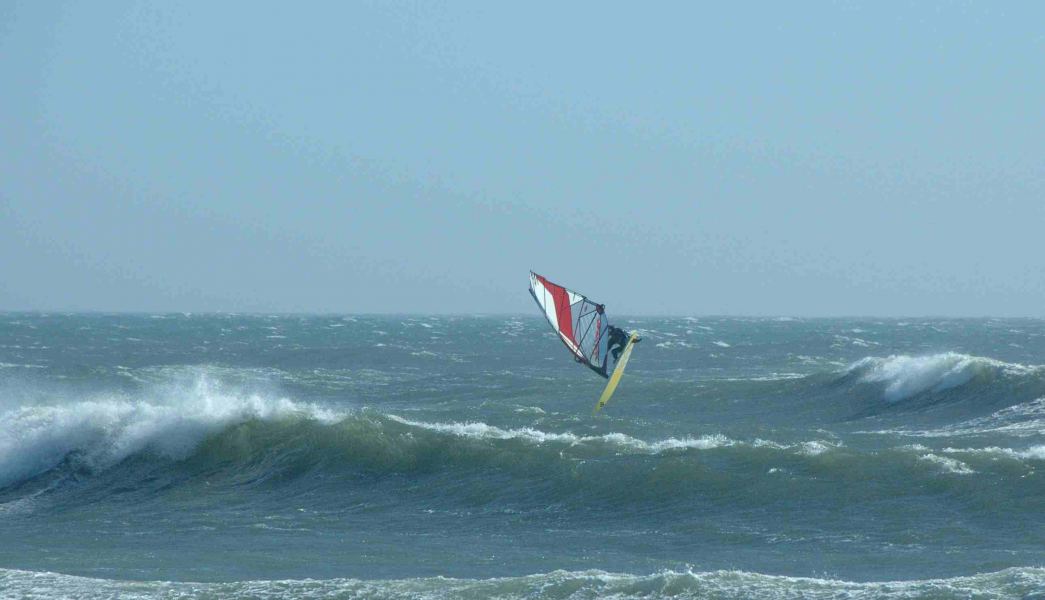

{"left": 2, "top": 314, "right": 1045, "bottom": 599}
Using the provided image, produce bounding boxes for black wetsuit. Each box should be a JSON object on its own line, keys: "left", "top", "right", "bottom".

{"left": 607, "top": 326, "right": 629, "bottom": 362}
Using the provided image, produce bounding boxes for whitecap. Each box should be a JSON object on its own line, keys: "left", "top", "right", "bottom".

{"left": 848, "top": 352, "right": 1040, "bottom": 402}
{"left": 0, "top": 375, "right": 340, "bottom": 487}
{"left": 918, "top": 453, "right": 975, "bottom": 475}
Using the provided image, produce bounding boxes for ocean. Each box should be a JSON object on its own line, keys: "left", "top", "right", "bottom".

{"left": 1, "top": 314, "right": 1044, "bottom": 599}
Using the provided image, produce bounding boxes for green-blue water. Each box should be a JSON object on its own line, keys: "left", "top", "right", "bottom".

{"left": 2, "top": 314, "right": 1045, "bottom": 598}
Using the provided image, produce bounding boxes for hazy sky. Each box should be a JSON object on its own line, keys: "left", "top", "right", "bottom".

{"left": 3, "top": 2, "right": 1044, "bottom": 315}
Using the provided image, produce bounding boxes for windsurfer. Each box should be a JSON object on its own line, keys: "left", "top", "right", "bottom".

{"left": 594, "top": 303, "right": 640, "bottom": 366}
{"left": 607, "top": 325, "right": 637, "bottom": 362}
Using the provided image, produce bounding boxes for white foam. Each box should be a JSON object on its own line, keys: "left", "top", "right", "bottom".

{"left": 849, "top": 353, "right": 1039, "bottom": 402}
{"left": 941, "top": 445, "right": 1045, "bottom": 462}
{"left": 2, "top": 566, "right": 1042, "bottom": 599}
{"left": 387, "top": 416, "right": 836, "bottom": 457}
{"left": 712, "top": 373, "right": 807, "bottom": 383}
{"left": 870, "top": 397, "right": 1045, "bottom": 438}
{"left": 655, "top": 340, "right": 695, "bottom": 349}
{"left": 918, "top": 454, "right": 975, "bottom": 475}
{"left": 388, "top": 415, "right": 615, "bottom": 446}
{"left": 0, "top": 375, "right": 339, "bottom": 487}
{"left": 834, "top": 334, "right": 878, "bottom": 347}
{"left": 797, "top": 441, "right": 832, "bottom": 456}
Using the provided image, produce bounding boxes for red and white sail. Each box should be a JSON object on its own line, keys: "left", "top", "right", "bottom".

{"left": 529, "top": 271, "right": 611, "bottom": 377}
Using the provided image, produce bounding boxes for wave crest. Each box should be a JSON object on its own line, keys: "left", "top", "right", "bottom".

{"left": 1, "top": 382, "right": 847, "bottom": 494}
{"left": 846, "top": 353, "right": 1041, "bottom": 402}
{"left": 387, "top": 415, "right": 837, "bottom": 456}
{"left": 0, "top": 376, "right": 338, "bottom": 487}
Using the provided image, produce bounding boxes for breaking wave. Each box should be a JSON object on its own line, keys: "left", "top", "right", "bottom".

{"left": 846, "top": 352, "right": 1043, "bottom": 403}
{"left": 4, "top": 366, "right": 1045, "bottom": 515}
{"left": 0, "top": 380, "right": 847, "bottom": 494}
{"left": 0, "top": 376, "right": 338, "bottom": 488}
{"left": 4, "top": 387, "right": 1041, "bottom": 519}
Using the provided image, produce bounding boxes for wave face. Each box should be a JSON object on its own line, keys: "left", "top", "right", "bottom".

{"left": 5, "top": 386, "right": 1043, "bottom": 515}
{"left": 3, "top": 315, "right": 1045, "bottom": 592}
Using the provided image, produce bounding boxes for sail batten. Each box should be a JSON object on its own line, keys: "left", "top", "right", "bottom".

{"left": 529, "top": 271, "right": 611, "bottom": 377}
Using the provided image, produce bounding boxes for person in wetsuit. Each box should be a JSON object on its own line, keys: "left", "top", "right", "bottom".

{"left": 595, "top": 304, "right": 641, "bottom": 375}
{"left": 607, "top": 325, "right": 642, "bottom": 364}
{"left": 606, "top": 325, "right": 630, "bottom": 362}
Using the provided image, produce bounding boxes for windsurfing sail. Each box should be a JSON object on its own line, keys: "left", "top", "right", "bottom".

{"left": 529, "top": 271, "right": 611, "bottom": 378}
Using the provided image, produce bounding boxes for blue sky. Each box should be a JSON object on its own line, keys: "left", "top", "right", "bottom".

{"left": 3, "top": 2, "right": 1044, "bottom": 315}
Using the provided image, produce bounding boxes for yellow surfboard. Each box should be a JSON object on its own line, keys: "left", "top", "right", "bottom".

{"left": 593, "top": 332, "right": 639, "bottom": 415}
